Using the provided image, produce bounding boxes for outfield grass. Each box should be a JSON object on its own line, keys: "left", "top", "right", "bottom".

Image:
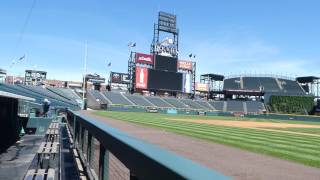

{"left": 265, "top": 127, "right": 320, "bottom": 135}
{"left": 94, "top": 111, "right": 320, "bottom": 168}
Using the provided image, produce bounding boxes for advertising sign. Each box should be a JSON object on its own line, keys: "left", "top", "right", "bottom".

{"left": 195, "top": 83, "right": 209, "bottom": 92}
{"left": 135, "top": 67, "right": 148, "bottom": 89}
{"left": 183, "top": 73, "right": 192, "bottom": 93}
{"left": 111, "top": 72, "right": 130, "bottom": 84}
{"left": 178, "top": 60, "right": 193, "bottom": 70}
{"left": 135, "top": 53, "right": 154, "bottom": 65}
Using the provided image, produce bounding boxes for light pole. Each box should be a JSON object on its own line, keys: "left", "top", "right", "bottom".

{"left": 82, "top": 42, "right": 88, "bottom": 110}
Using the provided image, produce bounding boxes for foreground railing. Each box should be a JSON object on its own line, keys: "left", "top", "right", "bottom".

{"left": 67, "top": 110, "right": 229, "bottom": 180}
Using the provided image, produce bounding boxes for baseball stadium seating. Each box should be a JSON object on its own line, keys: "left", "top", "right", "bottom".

{"left": 180, "top": 99, "right": 206, "bottom": 109}
{"left": 163, "top": 97, "right": 189, "bottom": 108}
{"left": 145, "top": 96, "right": 173, "bottom": 107}
{"left": 0, "top": 84, "right": 78, "bottom": 108}
{"left": 278, "top": 78, "right": 305, "bottom": 94}
{"left": 125, "top": 94, "right": 154, "bottom": 107}
{"left": 208, "top": 101, "right": 225, "bottom": 111}
{"left": 242, "top": 77, "right": 261, "bottom": 90}
{"left": 224, "top": 76, "right": 305, "bottom": 94}
{"left": 195, "top": 100, "right": 214, "bottom": 110}
{"left": 87, "top": 90, "right": 109, "bottom": 104}
{"left": 85, "top": 90, "right": 267, "bottom": 114}
{"left": 226, "top": 100, "right": 244, "bottom": 112}
{"left": 258, "top": 77, "right": 281, "bottom": 92}
{"left": 246, "top": 101, "right": 265, "bottom": 113}
{"left": 223, "top": 77, "right": 241, "bottom": 90}
{"left": 47, "top": 87, "right": 82, "bottom": 104}
{"left": 104, "top": 91, "right": 133, "bottom": 105}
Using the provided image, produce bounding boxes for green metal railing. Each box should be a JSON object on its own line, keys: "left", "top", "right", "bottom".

{"left": 67, "top": 110, "right": 230, "bottom": 180}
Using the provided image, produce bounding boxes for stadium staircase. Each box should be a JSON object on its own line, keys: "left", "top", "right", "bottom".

{"left": 275, "top": 78, "right": 283, "bottom": 90}
{"left": 223, "top": 101, "right": 227, "bottom": 112}
{"left": 243, "top": 102, "right": 247, "bottom": 114}
{"left": 163, "top": 98, "right": 188, "bottom": 109}
{"left": 240, "top": 77, "right": 244, "bottom": 89}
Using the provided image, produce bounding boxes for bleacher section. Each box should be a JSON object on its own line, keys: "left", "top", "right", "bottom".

{"left": 258, "top": 77, "right": 280, "bottom": 92}
{"left": 125, "top": 95, "right": 154, "bottom": 107}
{"left": 163, "top": 98, "right": 189, "bottom": 109}
{"left": 88, "top": 90, "right": 109, "bottom": 104}
{"left": 223, "top": 78, "right": 241, "bottom": 90}
{"left": 226, "top": 101, "right": 244, "bottom": 112}
{"left": 246, "top": 101, "right": 265, "bottom": 113}
{"left": 278, "top": 79, "right": 305, "bottom": 94}
{"left": 0, "top": 84, "right": 78, "bottom": 108}
{"left": 86, "top": 90, "right": 266, "bottom": 114}
{"left": 209, "top": 101, "right": 224, "bottom": 111}
{"left": 47, "top": 87, "right": 82, "bottom": 105}
{"left": 242, "top": 77, "right": 261, "bottom": 90}
{"left": 180, "top": 99, "right": 205, "bottom": 109}
{"left": 195, "top": 100, "right": 214, "bottom": 110}
{"left": 104, "top": 91, "right": 133, "bottom": 105}
{"left": 225, "top": 76, "right": 305, "bottom": 94}
{"left": 145, "top": 96, "right": 172, "bottom": 107}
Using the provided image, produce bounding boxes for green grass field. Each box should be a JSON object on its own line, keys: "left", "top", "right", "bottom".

{"left": 94, "top": 111, "right": 320, "bottom": 168}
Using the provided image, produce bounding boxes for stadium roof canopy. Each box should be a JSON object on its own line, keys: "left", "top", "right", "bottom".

{"left": 200, "top": 74, "right": 224, "bottom": 81}
{"left": 0, "top": 90, "right": 35, "bottom": 101}
{"left": 296, "top": 76, "right": 320, "bottom": 83}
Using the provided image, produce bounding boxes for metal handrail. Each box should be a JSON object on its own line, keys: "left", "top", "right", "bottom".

{"left": 67, "top": 110, "right": 229, "bottom": 180}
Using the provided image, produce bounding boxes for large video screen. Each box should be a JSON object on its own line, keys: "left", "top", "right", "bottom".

{"left": 148, "top": 69, "right": 182, "bottom": 91}
{"left": 154, "top": 55, "right": 177, "bottom": 72}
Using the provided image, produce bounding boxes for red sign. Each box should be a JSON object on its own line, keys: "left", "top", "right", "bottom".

{"left": 196, "top": 83, "right": 209, "bottom": 92}
{"left": 135, "top": 67, "right": 148, "bottom": 89}
{"left": 178, "top": 60, "right": 193, "bottom": 70}
{"left": 135, "top": 53, "right": 154, "bottom": 65}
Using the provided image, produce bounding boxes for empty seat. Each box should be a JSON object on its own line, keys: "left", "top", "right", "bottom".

{"left": 125, "top": 95, "right": 153, "bottom": 106}
{"left": 246, "top": 101, "right": 265, "bottom": 113}
{"left": 209, "top": 101, "right": 224, "bottom": 111}
{"left": 223, "top": 78, "right": 241, "bottom": 90}
{"left": 195, "top": 100, "right": 213, "bottom": 110}
{"left": 180, "top": 99, "right": 205, "bottom": 110}
{"left": 258, "top": 77, "right": 280, "bottom": 92}
{"left": 242, "top": 77, "right": 261, "bottom": 90}
{"left": 227, "top": 101, "right": 244, "bottom": 112}
{"left": 278, "top": 79, "right": 305, "bottom": 94}
{"left": 163, "top": 98, "right": 189, "bottom": 108}
{"left": 104, "top": 92, "right": 133, "bottom": 105}
{"left": 145, "top": 96, "right": 172, "bottom": 107}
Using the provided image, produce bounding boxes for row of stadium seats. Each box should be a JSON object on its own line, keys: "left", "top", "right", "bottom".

{"left": 47, "top": 87, "right": 83, "bottom": 105}
{"left": 87, "top": 91, "right": 265, "bottom": 114}
{"left": 0, "top": 84, "right": 79, "bottom": 109}
{"left": 224, "top": 76, "right": 305, "bottom": 94}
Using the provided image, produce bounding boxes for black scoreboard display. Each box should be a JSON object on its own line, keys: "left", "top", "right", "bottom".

{"left": 154, "top": 55, "right": 177, "bottom": 72}
{"left": 148, "top": 69, "right": 182, "bottom": 91}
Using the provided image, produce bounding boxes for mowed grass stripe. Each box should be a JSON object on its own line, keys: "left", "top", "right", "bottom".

{"left": 94, "top": 111, "right": 320, "bottom": 167}
{"left": 111, "top": 117, "right": 320, "bottom": 156}
{"left": 104, "top": 113, "right": 320, "bottom": 144}
{"left": 118, "top": 117, "right": 320, "bottom": 167}
{"left": 100, "top": 111, "right": 320, "bottom": 125}
{"left": 127, "top": 119, "right": 320, "bottom": 152}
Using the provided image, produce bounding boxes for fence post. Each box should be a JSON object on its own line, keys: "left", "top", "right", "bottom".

{"left": 87, "top": 133, "right": 93, "bottom": 165}
{"left": 73, "top": 115, "right": 76, "bottom": 145}
{"left": 99, "top": 145, "right": 109, "bottom": 180}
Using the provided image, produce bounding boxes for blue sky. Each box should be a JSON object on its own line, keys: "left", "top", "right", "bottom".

{"left": 1, "top": 0, "right": 319, "bottom": 81}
